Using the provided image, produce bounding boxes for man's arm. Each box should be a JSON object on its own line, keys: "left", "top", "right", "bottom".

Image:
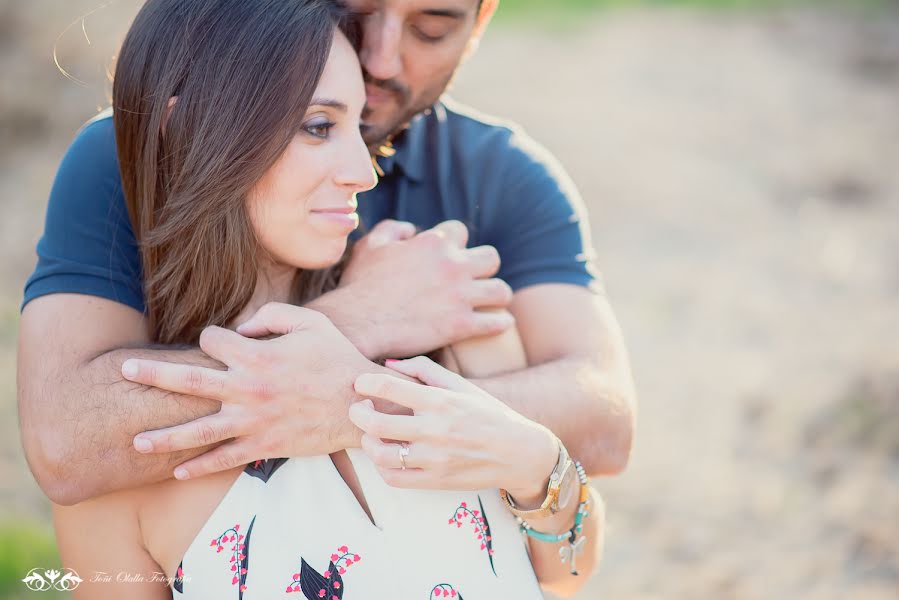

{"left": 17, "top": 294, "right": 222, "bottom": 506}
{"left": 18, "top": 223, "right": 511, "bottom": 504}
{"left": 471, "top": 284, "right": 636, "bottom": 476}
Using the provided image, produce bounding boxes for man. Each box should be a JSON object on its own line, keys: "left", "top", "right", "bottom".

{"left": 18, "top": 0, "right": 635, "bottom": 506}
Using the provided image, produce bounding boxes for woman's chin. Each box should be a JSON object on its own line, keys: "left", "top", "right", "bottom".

{"left": 295, "top": 239, "right": 349, "bottom": 270}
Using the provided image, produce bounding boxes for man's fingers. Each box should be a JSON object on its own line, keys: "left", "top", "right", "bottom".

{"left": 235, "top": 302, "right": 326, "bottom": 338}
{"left": 431, "top": 220, "right": 469, "bottom": 248}
{"left": 364, "top": 219, "right": 417, "bottom": 248}
{"left": 172, "top": 439, "right": 253, "bottom": 480}
{"left": 122, "top": 359, "right": 228, "bottom": 400}
{"left": 467, "top": 310, "right": 515, "bottom": 339}
{"left": 133, "top": 414, "right": 236, "bottom": 454}
{"left": 199, "top": 325, "right": 261, "bottom": 366}
{"left": 348, "top": 400, "right": 426, "bottom": 442}
{"left": 353, "top": 373, "right": 438, "bottom": 411}
{"left": 382, "top": 356, "right": 473, "bottom": 392}
{"left": 468, "top": 279, "right": 513, "bottom": 308}
{"left": 463, "top": 245, "right": 501, "bottom": 278}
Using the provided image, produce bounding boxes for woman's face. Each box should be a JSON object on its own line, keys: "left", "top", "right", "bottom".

{"left": 247, "top": 31, "right": 376, "bottom": 272}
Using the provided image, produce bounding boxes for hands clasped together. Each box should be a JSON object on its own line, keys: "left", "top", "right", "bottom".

{"left": 120, "top": 220, "right": 558, "bottom": 497}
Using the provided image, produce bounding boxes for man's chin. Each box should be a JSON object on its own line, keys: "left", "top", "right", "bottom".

{"left": 362, "top": 120, "right": 402, "bottom": 149}
{"left": 363, "top": 97, "right": 436, "bottom": 148}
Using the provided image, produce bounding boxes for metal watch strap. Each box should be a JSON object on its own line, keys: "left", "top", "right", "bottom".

{"left": 500, "top": 437, "right": 572, "bottom": 520}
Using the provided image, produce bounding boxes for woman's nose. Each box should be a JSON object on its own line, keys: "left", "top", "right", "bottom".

{"left": 337, "top": 133, "right": 378, "bottom": 193}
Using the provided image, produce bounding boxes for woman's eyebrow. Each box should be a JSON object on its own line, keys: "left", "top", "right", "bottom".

{"left": 309, "top": 98, "right": 348, "bottom": 113}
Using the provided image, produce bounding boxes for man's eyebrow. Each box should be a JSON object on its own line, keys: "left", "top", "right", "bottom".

{"left": 420, "top": 8, "right": 467, "bottom": 19}
{"left": 309, "top": 98, "right": 347, "bottom": 113}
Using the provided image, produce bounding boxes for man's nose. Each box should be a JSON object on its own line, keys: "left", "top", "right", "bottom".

{"left": 360, "top": 14, "right": 403, "bottom": 82}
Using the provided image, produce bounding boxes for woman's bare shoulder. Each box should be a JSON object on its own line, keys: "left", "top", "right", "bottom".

{"left": 137, "top": 465, "right": 246, "bottom": 580}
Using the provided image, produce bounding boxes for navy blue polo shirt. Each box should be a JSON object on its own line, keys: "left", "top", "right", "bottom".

{"left": 23, "top": 98, "right": 598, "bottom": 313}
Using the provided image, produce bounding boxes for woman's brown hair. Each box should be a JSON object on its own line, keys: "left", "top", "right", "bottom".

{"left": 113, "top": 0, "right": 358, "bottom": 344}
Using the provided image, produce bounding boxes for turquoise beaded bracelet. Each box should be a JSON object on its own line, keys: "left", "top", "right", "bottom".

{"left": 517, "top": 460, "right": 590, "bottom": 574}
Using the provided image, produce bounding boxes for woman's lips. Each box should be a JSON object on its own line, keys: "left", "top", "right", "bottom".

{"left": 311, "top": 205, "right": 356, "bottom": 214}
{"left": 310, "top": 206, "right": 359, "bottom": 231}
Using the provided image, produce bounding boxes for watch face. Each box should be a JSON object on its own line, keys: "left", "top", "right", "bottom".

{"left": 556, "top": 462, "right": 578, "bottom": 510}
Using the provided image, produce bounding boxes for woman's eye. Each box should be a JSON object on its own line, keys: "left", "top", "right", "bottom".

{"left": 304, "top": 121, "right": 335, "bottom": 139}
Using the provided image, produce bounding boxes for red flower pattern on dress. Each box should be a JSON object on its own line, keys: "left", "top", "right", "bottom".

{"left": 448, "top": 495, "right": 497, "bottom": 576}
{"left": 173, "top": 560, "right": 185, "bottom": 594}
{"left": 430, "top": 583, "right": 463, "bottom": 599}
{"left": 209, "top": 516, "right": 255, "bottom": 598}
{"left": 285, "top": 546, "right": 360, "bottom": 599}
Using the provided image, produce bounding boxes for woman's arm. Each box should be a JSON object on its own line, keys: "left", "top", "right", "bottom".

{"left": 349, "top": 319, "right": 605, "bottom": 597}
{"left": 52, "top": 492, "right": 171, "bottom": 600}
{"left": 443, "top": 320, "right": 605, "bottom": 597}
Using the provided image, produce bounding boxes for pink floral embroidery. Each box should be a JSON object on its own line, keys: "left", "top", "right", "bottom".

{"left": 209, "top": 516, "right": 255, "bottom": 596}
{"left": 448, "top": 495, "right": 496, "bottom": 575}
{"left": 173, "top": 560, "right": 185, "bottom": 594}
{"left": 285, "top": 546, "right": 360, "bottom": 599}
{"left": 430, "top": 583, "right": 462, "bottom": 599}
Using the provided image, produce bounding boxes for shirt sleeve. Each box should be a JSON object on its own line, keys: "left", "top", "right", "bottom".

{"left": 478, "top": 127, "right": 600, "bottom": 293}
{"left": 21, "top": 117, "right": 145, "bottom": 313}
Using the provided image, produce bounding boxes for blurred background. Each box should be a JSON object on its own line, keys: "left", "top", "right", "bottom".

{"left": 2, "top": 0, "right": 898, "bottom": 598}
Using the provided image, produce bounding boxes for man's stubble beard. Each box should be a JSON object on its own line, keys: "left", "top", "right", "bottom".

{"left": 361, "top": 70, "right": 457, "bottom": 149}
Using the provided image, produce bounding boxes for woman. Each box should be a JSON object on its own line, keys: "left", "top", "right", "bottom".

{"left": 52, "top": 1, "right": 604, "bottom": 598}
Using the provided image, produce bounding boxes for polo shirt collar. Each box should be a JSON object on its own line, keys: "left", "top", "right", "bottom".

{"left": 374, "top": 106, "right": 431, "bottom": 183}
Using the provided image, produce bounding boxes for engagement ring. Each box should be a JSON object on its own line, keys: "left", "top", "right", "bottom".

{"left": 398, "top": 443, "right": 410, "bottom": 470}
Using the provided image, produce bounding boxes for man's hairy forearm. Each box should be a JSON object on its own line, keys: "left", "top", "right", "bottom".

{"left": 38, "top": 347, "right": 222, "bottom": 504}
{"left": 472, "top": 355, "right": 635, "bottom": 477}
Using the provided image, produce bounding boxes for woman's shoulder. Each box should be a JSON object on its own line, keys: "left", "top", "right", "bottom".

{"left": 137, "top": 465, "right": 246, "bottom": 580}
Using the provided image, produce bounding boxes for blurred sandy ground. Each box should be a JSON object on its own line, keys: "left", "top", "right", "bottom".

{"left": 2, "top": 1, "right": 898, "bottom": 599}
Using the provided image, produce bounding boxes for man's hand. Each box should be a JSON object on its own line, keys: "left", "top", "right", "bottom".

{"left": 120, "top": 304, "right": 383, "bottom": 480}
{"left": 319, "top": 219, "right": 514, "bottom": 360}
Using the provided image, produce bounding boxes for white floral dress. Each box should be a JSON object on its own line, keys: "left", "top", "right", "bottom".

{"left": 171, "top": 449, "right": 544, "bottom": 599}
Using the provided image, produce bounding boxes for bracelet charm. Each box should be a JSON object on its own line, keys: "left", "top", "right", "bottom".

{"left": 517, "top": 460, "right": 591, "bottom": 575}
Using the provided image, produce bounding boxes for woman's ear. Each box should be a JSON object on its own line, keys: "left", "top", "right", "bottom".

{"left": 161, "top": 96, "right": 178, "bottom": 136}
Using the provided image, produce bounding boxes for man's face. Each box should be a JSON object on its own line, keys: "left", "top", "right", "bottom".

{"left": 344, "top": 0, "right": 492, "bottom": 146}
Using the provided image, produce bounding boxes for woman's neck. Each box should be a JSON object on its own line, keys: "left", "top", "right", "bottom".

{"left": 229, "top": 260, "right": 296, "bottom": 329}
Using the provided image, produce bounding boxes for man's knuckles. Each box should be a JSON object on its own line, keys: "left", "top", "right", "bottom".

{"left": 193, "top": 422, "right": 223, "bottom": 447}
{"left": 235, "top": 376, "right": 277, "bottom": 401}
{"left": 431, "top": 220, "right": 469, "bottom": 246}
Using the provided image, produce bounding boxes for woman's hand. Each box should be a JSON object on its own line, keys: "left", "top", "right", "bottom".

{"left": 348, "top": 356, "right": 559, "bottom": 503}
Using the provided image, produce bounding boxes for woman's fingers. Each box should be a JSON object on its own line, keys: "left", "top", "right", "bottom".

{"left": 122, "top": 359, "right": 228, "bottom": 400}
{"left": 133, "top": 413, "right": 237, "bottom": 454}
{"left": 359, "top": 434, "right": 437, "bottom": 487}
{"left": 348, "top": 400, "right": 426, "bottom": 441}
{"left": 374, "top": 465, "right": 445, "bottom": 490}
{"left": 383, "top": 356, "right": 474, "bottom": 392}
{"left": 359, "top": 433, "right": 422, "bottom": 469}
{"left": 353, "top": 372, "right": 442, "bottom": 410}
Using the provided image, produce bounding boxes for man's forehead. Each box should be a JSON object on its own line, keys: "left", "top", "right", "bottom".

{"left": 344, "top": 0, "right": 478, "bottom": 15}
